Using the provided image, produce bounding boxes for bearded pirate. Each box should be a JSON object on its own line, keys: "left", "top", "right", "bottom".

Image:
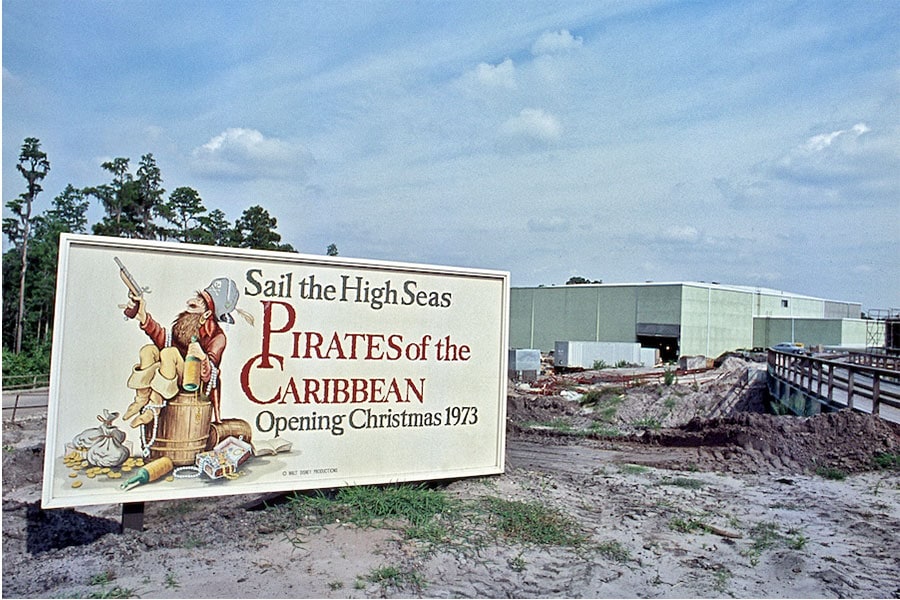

{"left": 122, "top": 277, "right": 246, "bottom": 427}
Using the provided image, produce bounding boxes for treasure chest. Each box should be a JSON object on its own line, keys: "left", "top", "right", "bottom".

{"left": 195, "top": 436, "right": 252, "bottom": 479}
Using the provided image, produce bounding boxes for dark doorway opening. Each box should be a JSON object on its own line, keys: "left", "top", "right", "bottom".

{"left": 637, "top": 335, "right": 679, "bottom": 362}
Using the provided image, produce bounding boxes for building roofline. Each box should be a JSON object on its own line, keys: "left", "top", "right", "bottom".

{"left": 512, "top": 281, "right": 860, "bottom": 306}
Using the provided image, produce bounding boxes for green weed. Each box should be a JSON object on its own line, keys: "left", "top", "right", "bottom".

{"left": 743, "top": 521, "right": 782, "bottom": 565}
{"left": 663, "top": 368, "right": 677, "bottom": 386}
{"left": 88, "top": 573, "right": 114, "bottom": 587}
{"left": 481, "top": 497, "right": 585, "bottom": 546}
{"left": 632, "top": 417, "right": 662, "bottom": 430}
{"left": 164, "top": 573, "right": 179, "bottom": 589}
{"left": 366, "top": 566, "right": 425, "bottom": 590}
{"left": 619, "top": 464, "right": 650, "bottom": 475}
{"left": 182, "top": 536, "right": 207, "bottom": 549}
{"left": 712, "top": 567, "right": 732, "bottom": 594}
{"left": 814, "top": 466, "right": 847, "bottom": 480}
{"left": 872, "top": 451, "right": 900, "bottom": 470}
{"left": 579, "top": 388, "right": 625, "bottom": 422}
{"left": 786, "top": 528, "right": 808, "bottom": 550}
{"left": 508, "top": 552, "right": 527, "bottom": 572}
{"left": 84, "top": 572, "right": 135, "bottom": 599}
{"left": 84, "top": 588, "right": 136, "bottom": 599}
{"left": 659, "top": 476, "right": 706, "bottom": 489}
{"left": 588, "top": 423, "right": 621, "bottom": 437}
{"left": 668, "top": 517, "right": 707, "bottom": 534}
{"left": 596, "top": 540, "right": 632, "bottom": 563}
{"left": 287, "top": 483, "right": 451, "bottom": 530}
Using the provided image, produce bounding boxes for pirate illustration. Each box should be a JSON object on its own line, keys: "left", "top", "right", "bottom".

{"left": 119, "top": 264, "right": 249, "bottom": 429}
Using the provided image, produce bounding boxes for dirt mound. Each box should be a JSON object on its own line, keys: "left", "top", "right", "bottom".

{"left": 507, "top": 358, "right": 900, "bottom": 475}
{"left": 642, "top": 410, "right": 900, "bottom": 475}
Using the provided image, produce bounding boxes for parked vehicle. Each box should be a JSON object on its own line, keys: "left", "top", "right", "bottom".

{"left": 771, "top": 342, "right": 804, "bottom": 354}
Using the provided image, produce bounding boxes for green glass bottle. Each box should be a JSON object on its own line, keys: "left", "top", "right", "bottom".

{"left": 183, "top": 335, "right": 201, "bottom": 392}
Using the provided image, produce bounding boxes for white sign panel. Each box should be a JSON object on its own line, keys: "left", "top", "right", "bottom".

{"left": 42, "top": 235, "right": 508, "bottom": 508}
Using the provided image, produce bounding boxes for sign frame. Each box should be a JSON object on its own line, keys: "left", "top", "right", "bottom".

{"left": 42, "top": 234, "right": 509, "bottom": 509}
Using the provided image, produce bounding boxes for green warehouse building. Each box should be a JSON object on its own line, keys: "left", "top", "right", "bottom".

{"left": 510, "top": 282, "right": 876, "bottom": 362}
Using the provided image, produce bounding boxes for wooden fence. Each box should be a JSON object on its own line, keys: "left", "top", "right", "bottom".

{"left": 767, "top": 350, "right": 900, "bottom": 423}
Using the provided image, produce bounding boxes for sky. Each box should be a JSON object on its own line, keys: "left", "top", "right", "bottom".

{"left": 3, "top": 0, "right": 898, "bottom": 312}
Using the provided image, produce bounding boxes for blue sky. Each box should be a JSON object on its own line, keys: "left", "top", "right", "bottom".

{"left": 3, "top": 1, "right": 898, "bottom": 311}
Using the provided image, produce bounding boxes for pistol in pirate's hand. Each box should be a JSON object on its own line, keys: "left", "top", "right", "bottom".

{"left": 114, "top": 257, "right": 150, "bottom": 321}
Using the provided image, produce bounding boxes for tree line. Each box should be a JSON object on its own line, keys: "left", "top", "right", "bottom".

{"left": 2, "top": 137, "right": 327, "bottom": 376}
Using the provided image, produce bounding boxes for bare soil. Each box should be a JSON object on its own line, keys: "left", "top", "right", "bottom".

{"left": 3, "top": 357, "right": 900, "bottom": 598}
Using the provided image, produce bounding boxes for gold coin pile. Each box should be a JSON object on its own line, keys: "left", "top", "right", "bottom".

{"left": 61, "top": 453, "right": 146, "bottom": 488}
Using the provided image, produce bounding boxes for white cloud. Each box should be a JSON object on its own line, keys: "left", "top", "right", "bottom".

{"left": 718, "top": 121, "right": 895, "bottom": 209}
{"left": 473, "top": 58, "right": 516, "bottom": 89}
{"left": 531, "top": 29, "right": 583, "bottom": 55}
{"left": 500, "top": 109, "right": 561, "bottom": 144}
{"left": 191, "top": 128, "right": 313, "bottom": 180}
{"left": 803, "top": 122, "right": 870, "bottom": 152}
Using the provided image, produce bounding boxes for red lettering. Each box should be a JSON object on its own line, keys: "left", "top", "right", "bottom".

{"left": 366, "top": 334, "right": 385, "bottom": 360}
{"left": 258, "top": 301, "right": 294, "bottom": 369}
{"left": 304, "top": 331, "right": 324, "bottom": 358}
{"left": 405, "top": 378, "right": 425, "bottom": 403}
{"left": 240, "top": 353, "right": 283, "bottom": 404}
{"left": 352, "top": 378, "right": 369, "bottom": 402}
{"left": 332, "top": 378, "right": 349, "bottom": 403}
{"left": 304, "top": 378, "right": 321, "bottom": 403}
{"left": 326, "top": 333, "right": 347, "bottom": 359}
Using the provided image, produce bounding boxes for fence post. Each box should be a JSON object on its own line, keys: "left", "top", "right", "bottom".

{"left": 872, "top": 373, "right": 880, "bottom": 416}
{"left": 847, "top": 372, "right": 855, "bottom": 410}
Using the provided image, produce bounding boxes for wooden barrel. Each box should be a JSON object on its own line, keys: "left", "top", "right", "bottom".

{"left": 146, "top": 391, "right": 212, "bottom": 466}
{"left": 207, "top": 418, "right": 253, "bottom": 449}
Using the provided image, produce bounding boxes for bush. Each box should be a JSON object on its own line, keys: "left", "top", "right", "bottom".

{"left": 2, "top": 340, "right": 51, "bottom": 385}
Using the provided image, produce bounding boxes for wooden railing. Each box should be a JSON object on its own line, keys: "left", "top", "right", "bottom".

{"left": 767, "top": 350, "right": 900, "bottom": 422}
{"left": 2, "top": 373, "right": 51, "bottom": 390}
{"left": 846, "top": 351, "right": 900, "bottom": 371}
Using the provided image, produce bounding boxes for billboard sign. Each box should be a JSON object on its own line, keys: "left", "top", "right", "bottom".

{"left": 42, "top": 234, "right": 509, "bottom": 508}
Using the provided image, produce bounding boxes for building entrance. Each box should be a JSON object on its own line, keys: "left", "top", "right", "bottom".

{"left": 637, "top": 335, "right": 679, "bottom": 362}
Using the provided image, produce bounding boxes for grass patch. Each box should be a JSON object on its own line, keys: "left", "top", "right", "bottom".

{"left": 588, "top": 422, "right": 621, "bottom": 437}
{"left": 872, "top": 451, "right": 900, "bottom": 470}
{"left": 619, "top": 463, "right": 650, "bottom": 475}
{"left": 481, "top": 497, "right": 585, "bottom": 546}
{"left": 182, "top": 535, "right": 207, "bottom": 549}
{"left": 668, "top": 517, "right": 708, "bottom": 534}
{"left": 276, "top": 483, "right": 587, "bottom": 564}
{"left": 88, "top": 573, "right": 114, "bottom": 587}
{"left": 596, "top": 540, "right": 632, "bottom": 562}
{"left": 659, "top": 477, "right": 705, "bottom": 489}
{"left": 663, "top": 368, "right": 677, "bottom": 386}
{"left": 743, "top": 521, "right": 784, "bottom": 565}
{"left": 786, "top": 528, "right": 808, "bottom": 550}
{"left": 814, "top": 466, "right": 847, "bottom": 481}
{"left": 164, "top": 573, "right": 179, "bottom": 589}
{"left": 83, "top": 572, "right": 135, "bottom": 599}
{"left": 508, "top": 552, "right": 527, "bottom": 572}
{"left": 712, "top": 567, "right": 732, "bottom": 594}
{"left": 286, "top": 483, "right": 451, "bottom": 530}
{"left": 366, "top": 565, "right": 425, "bottom": 590}
{"left": 631, "top": 417, "right": 662, "bottom": 430}
{"left": 579, "top": 388, "right": 625, "bottom": 422}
